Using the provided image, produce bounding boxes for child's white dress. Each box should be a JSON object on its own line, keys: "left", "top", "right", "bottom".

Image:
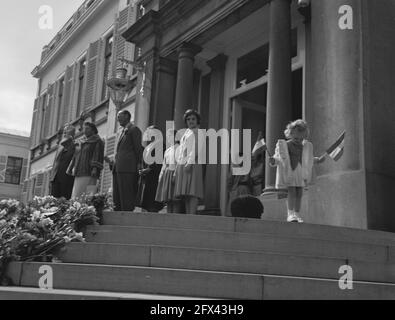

{"left": 155, "top": 144, "right": 179, "bottom": 203}
{"left": 272, "top": 139, "right": 314, "bottom": 189}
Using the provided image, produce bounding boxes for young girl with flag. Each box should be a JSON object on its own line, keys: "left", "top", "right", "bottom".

{"left": 269, "top": 120, "right": 325, "bottom": 223}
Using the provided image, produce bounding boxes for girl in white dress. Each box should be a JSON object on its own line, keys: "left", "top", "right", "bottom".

{"left": 155, "top": 129, "right": 181, "bottom": 213}
{"left": 269, "top": 120, "right": 325, "bottom": 223}
{"left": 174, "top": 110, "right": 204, "bottom": 215}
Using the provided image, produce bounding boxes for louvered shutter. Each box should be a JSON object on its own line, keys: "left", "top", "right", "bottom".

{"left": 43, "top": 84, "right": 54, "bottom": 138}
{"left": 22, "top": 180, "right": 29, "bottom": 194}
{"left": 101, "top": 135, "right": 116, "bottom": 193}
{"left": 0, "top": 156, "right": 7, "bottom": 183}
{"left": 111, "top": 5, "right": 137, "bottom": 76}
{"left": 84, "top": 40, "right": 102, "bottom": 111}
{"left": 34, "top": 173, "right": 44, "bottom": 197}
{"left": 36, "top": 95, "right": 45, "bottom": 143}
{"left": 43, "top": 171, "right": 50, "bottom": 196}
{"left": 27, "top": 178, "right": 34, "bottom": 202}
{"left": 20, "top": 159, "right": 28, "bottom": 185}
{"left": 51, "top": 81, "right": 60, "bottom": 134}
{"left": 63, "top": 64, "right": 77, "bottom": 123}
{"left": 31, "top": 98, "right": 40, "bottom": 147}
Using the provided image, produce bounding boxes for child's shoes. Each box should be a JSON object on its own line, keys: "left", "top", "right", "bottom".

{"left": 287, "top": 211, "right": 299, "bottom": 223}
{"left": 294, "top": 212, "right": 304, "bottom": 223}
{"left": 287, "top": 210, "right": 304, "bottom": 223}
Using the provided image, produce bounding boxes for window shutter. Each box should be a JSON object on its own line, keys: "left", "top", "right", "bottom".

{"left": 51, "top": 81, "right": 60, "bottom": 134}
{"left": 35, "top": 95, "right": 45, "bottom": 143}
{"left": 101, "top": 135, "right": 116, "bottom": 193}
{"left": 0, "top": 156, "right": 7, "bottom": 183}
{"left": 43, "top": 171, "right": 50, "bottom": 196}
{"left": 111, "top": 6, "right": 137, "bottom": 76}
{"left": 63, "top": 64, "right": 77, "bottom": 123}
{"left": 96, "top": 38, "right": 107, "bottom": 103}
{"left": 34, "top": 173, "right": 44, "bottom": 197}
{"left": 20, "top": 159, "right": 28, "bottom": 185}
{"left": 43, "top": 84, "right": 54, "bottom": 138}
{"left": 84, "top": 40, "right": 102, "bottom": 111}
{"left": 22, "top": 180, "right": 29, "bottom": 194}
{"left": 31, "top": 98, "right": 40, "bottom": 147}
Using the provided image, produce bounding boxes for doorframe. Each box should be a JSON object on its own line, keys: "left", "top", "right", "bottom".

{"left": 219, "top": 22, "right": 306, "bottom": 216}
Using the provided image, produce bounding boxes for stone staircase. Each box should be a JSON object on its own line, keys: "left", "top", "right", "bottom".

{"left": 2, "top": 212, "right": 395, "bottom": 300}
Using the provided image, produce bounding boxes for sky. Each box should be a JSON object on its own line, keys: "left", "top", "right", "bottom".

{"left": 0, "top": 0, "right": 84, "bottom": 134}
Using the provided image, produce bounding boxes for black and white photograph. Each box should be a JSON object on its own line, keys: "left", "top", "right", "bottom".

{"left": 0, "top": 0, "right": 395, "bottom": 306}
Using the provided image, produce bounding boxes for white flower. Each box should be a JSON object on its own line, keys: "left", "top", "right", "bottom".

{"left": 74, "top": 232, "right": 84, "bottom": 242}
{"left": 73, "top": 202, "right": 82, "bottom": 210}
{"left": 32, "top": 210, "right": 42, "bottom": 221}
{"left": 38, "top": 218, "right": 53, "bottom": 228}
{"left": 0, "top": 209, "right": 7, "bottom": 219}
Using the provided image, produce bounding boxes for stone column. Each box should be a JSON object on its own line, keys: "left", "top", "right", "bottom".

{"left": 151, "top": 57, "right": 178, "bottom": 134}
{"left": 205, "top": 54, "right": 228, "bottom": 214}
{"left": 174, "top": 42, "right": 201, "bottom": 130}
{"left": 265, "top": 0, "right": 293, "bottom": 190}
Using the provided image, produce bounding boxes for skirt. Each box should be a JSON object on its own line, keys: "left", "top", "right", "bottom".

{"left": 71, "top": 176, "right": 98, "bottom": 199}
{"left": 288, "top": 163, "right": 306, "bottom": 187}
{"left": 155, "top": 169, "right": 176, "bottom": 203}
{"left": 174, "top": 164, "right": 204, "bottom": 200}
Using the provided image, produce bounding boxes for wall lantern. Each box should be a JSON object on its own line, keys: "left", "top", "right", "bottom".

{"left": 106, "top": 58, "right": 144, "bottom": 110}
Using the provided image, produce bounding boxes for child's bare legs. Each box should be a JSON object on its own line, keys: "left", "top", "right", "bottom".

{"left": 287, "top": 187, "right": 304, "bottom": 223}
{"left": 294, "top": 187, "right": 303, "bottom": 213}
{"left": 287, "top": 187, "right": 296, "bottom": 212}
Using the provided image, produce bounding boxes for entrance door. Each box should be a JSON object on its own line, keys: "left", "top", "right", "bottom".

{"left": 232, "top": 83, "right": 267, "bottom": 156}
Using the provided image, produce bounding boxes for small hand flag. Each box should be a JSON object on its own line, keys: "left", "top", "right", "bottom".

{"left": 326, "top": 131, "right": 345, "bottom": 162}
{"left": 252, "top": 131, "right": 267, "bottom": 155}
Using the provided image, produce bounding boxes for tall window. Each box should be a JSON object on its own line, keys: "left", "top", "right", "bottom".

{"left": 102, "top": 34, "right": 114, "bottom": 101}
{"left": 5, "top": 157, "right": 23, "bottom": 185}
{"left": 76, "top": 59, "right": 87, "bottom": 117}
{"left": 56, "top": 78, "right": 65, "bottom": 130}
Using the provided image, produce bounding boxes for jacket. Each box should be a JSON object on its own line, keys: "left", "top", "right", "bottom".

{"left": 272, "top": 139, "right": 314, "bottom": 189}
{"left": 67, "top": 134, "right": 104, "bottom": 178}
{"left": 114, "top": 122, "right": 143, "bottom": 173}
{"left": 50, "top": 138, "right": 75, "bottom": 182}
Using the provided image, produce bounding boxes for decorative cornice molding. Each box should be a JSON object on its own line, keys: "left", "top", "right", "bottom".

{"left": 32, "top": 0, "right": 108, "bottom": 78}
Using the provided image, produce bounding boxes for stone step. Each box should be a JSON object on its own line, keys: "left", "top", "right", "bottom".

{"left": 86, "top": 225, "right": 392, "bottom": 263}
{"left": 6, "top": 262, "right": 395, "bottom": 300}
{"left": 102, "top": 212, "right": 395, "bottom": 246}
{"left": 0, "top": 287, "right": 207, "bottom": 300}
{"left": 59, "top": 242, "right": 395, "bottom": 283}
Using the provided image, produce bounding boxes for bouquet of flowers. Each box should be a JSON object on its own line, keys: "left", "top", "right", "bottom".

{"left": 0, "top": 193, "right": 112, "bottom": 286}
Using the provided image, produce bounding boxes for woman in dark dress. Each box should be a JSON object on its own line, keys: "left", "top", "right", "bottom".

{"left": 138, "top": 125, "right": 164, "bottom": 213}
{"left": 50, "top": 125, "right": 76, "bottom": 200}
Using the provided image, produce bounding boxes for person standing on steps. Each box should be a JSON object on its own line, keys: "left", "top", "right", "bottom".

{"left": 49, "top": 124, "right": 76, "bottom": 200}
{"left": 155, "top": 129, "right": 182, "bottom": 213}
{"left": 174, "top": 109, "right": 204, "bottom": 215}
{"left": 67, "top": 122, "right": 104, "bottom": 199}
{"left": 269, "top": 120, "right": 325, "bottom": 223}
{"left": 109, "top": 110, "right": 143, "bottom": 212}
{"left": 138, "top": 125, "right": 164, "bottom": 213}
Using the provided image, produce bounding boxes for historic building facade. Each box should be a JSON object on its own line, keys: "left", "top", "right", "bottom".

{"left": 25, "top": 0, "right": 148, "bottom": 202}
{"left": 0, "top": 129, "right": 29, "bottom": 201}
{"left": 122, "top": 0, "right": 395, "bottom": 232}
{"left": 26, "top": 0, "right": 395, "bottom": 232}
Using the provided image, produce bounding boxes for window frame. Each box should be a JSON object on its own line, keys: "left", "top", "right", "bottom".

{"left": 5, "top": 156, "right": 23, "bottom": 185}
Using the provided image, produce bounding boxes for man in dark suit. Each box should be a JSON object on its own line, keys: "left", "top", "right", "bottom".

{"left": 109, "top": 110, "right": 143, "bottom": 211}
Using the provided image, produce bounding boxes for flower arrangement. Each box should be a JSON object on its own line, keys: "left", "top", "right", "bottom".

{"left": 0, "top": 193, "right": 113, "bottom": 286}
